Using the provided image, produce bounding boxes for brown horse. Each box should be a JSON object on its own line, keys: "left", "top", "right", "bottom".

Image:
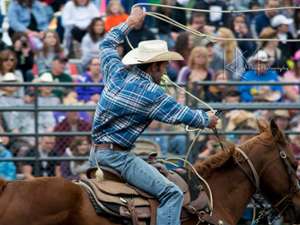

{"left": 1, "top": 120, "right": 300, "bottom": 225}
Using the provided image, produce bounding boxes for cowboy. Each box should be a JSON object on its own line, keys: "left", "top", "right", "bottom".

{"left": 89, "top": 7, "right": 219, "bottom": 225}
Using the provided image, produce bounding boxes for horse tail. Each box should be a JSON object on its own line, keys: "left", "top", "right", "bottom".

{"left": 0, "top": 178, "right": 7, "bottom": 193}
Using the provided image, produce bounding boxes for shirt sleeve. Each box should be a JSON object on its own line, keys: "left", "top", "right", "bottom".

{"left": 100, "top": 23, "right": 131, "bottom": 82}
{"left": 148, "top": 88, "right": 210, "bottom": 128}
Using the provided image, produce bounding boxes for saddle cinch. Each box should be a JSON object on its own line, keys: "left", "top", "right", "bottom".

{"left": 77, "top": 164, "right": 218, "bottom": 225}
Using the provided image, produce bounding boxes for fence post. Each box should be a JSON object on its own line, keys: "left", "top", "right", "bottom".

{"left": 33, "top": 84, "right": 40, "bottom": 175}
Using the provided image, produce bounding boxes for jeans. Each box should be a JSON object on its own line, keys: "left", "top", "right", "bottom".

{"left": 89, "top": 149, "right": 184, "bottom": 225}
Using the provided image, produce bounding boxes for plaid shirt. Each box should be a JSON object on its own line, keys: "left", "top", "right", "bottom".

{"left": 92, "top": 23, "right": 210, "bottom": 149}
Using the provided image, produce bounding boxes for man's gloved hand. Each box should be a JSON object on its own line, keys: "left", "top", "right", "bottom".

{"left": 207, "top": 111, "right": 219, "bottom": 129}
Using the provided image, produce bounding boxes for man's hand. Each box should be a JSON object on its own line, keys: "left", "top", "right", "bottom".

{"left": 126, "top": 7, "right": 146, "bottom": 30}
{"left": 207, "top": 111, "right": 219, "bottom": 129}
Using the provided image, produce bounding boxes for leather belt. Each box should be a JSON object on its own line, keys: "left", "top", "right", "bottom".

{"left": 94, "top": 143, "right": 129, "bottom": 152}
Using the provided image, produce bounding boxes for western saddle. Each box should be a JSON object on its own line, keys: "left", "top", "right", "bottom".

{"left": 76, "top": 163, "right": 229, "bottom": 225}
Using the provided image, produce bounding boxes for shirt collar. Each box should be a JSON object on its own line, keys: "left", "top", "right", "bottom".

{"left": 132, "top": 66, "right": 154, "bottom": 82}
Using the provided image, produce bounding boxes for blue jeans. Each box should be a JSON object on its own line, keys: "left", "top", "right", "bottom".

{"left": 89, "top": 149, "right": 184, "bottom": 225}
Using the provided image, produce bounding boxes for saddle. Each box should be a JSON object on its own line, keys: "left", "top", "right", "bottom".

{"left": 77, "top": 165, "right": 227, "bottom": 225}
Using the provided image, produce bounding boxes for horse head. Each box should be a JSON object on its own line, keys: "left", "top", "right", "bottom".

{"left": 254, "top": 119, "right": 300, "bottom": 223}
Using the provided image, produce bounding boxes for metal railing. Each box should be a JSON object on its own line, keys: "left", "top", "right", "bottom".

{"left": 0, "top": 81, "right": 300, "bottom": 164}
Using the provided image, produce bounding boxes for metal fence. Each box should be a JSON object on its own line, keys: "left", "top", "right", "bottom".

{"left": 0, "top": 81, "right": 300, "bottom": 165}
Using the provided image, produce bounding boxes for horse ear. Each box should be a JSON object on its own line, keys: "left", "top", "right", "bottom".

{"left": 270, "top": 119, "right": 286, "bottom": 144}
{"left": 257, "top": 119, "right": 268, "bottom": 133}
{"left": 270, "top": 119, "right": 279, "bottom": 137}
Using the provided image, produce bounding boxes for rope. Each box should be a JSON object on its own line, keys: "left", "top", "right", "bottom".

{"left": 162, "top": 157, "right": 214, "bottom": 214}
{"left": 134, "top": 3, "right": 300, "bottom": 14}
{"left": 133, "top": 3, "right": 300, "bottom": 42}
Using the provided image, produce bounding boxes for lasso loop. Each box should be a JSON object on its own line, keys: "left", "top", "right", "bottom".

{"left": 133, "top": 3, "right": 300, "bottom": 42}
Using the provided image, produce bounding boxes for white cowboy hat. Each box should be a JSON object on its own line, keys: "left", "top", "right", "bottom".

{"left": 2, "top": 72, "right": 18, "bottom": 82}
{"left": 271, "top": 15, "right": 293, "bottom": 28}
{"left": 34, "top": 72, "right": 54, "bottom": 83}
{"left": 122, "top": 40, "right": 183, "bottom": 65}
{"left": 248, "top": 50, "right": 271, "bottom": 65}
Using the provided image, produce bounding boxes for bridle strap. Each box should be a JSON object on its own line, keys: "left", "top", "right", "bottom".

{"left": 236, "top": 147, "right": 260, "bottom": 191}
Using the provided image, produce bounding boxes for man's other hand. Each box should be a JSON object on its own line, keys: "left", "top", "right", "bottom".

{"left": 207, "top": 111, "right": 219, "bottom": 129}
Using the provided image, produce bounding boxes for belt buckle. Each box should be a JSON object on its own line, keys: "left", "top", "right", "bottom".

{"left": 109, "top": 143, "right": 114, "bottom": 150}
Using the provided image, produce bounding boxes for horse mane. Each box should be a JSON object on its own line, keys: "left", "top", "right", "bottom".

{"left": 0, "top": 178, "right": 7, "bottom": 193}
{"left": 194, "top": 142, "right": 240, "bottom": 178}
{"left": 194, "top": 120, "right": 286, "bottom": 178}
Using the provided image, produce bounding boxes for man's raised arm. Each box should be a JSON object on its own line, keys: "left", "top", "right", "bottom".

{"left": 100, "top": 7, "right": 145, "bottom": 82}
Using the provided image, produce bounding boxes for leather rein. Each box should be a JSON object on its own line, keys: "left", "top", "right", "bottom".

{"left": 235, "top": 142, "right": 300, "bottom": 223}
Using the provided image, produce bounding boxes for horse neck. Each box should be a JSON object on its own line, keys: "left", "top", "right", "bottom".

{"left": 205, "top": 167, "right": 254, "bottom": 224}
{"left": 205, "top": 145, "right": 261, "bottom": 225}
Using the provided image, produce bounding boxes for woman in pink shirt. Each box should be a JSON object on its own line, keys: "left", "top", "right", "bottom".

{"left": 282, "top": 50, "right": 300, "bottom": 102}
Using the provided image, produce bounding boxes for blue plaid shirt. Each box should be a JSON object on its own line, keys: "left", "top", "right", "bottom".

{"left": 92, "top": 23, "right": 210, "bottom": 149}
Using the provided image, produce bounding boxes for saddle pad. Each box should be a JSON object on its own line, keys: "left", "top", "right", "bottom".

{"left": 84, "top": 179, "right": 150, "bottom": 207}
{"left": 90, "top": 179, "right": 140, "bottom": 196}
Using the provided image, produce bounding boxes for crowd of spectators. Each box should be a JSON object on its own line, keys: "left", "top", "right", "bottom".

{"left": 0, "top": 0, "right": 300, "bottom": 181}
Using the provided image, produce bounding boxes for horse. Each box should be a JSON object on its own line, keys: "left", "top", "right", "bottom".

{"left": 0, "top": 119, "right": 300, "bottom": 225}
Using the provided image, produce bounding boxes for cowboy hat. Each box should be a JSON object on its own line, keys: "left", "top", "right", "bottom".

{"left": 249, "top": 50, "right": 271, "bottom": 64}
{"left": 34, "top": 72, "right": 54, "bottom": 83}
{"left": 122, "top": 40, "right": 183, "bottom": 65}
{"left": 225, "top": 110, "right": 256, "bottom": 131}
{"left": 2, "top": 72, "right": 18, "bottom": 82}
{"left": 273, "top": 110, "right": 289, "bottom": 118}
{"left": 261, "top": 91, "right": 282, "bottom": 102}
{"left": 271, "top": 15, "right": 293, "bottom": 28}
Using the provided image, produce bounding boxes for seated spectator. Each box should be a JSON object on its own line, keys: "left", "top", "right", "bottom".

{"left": 239, "top": 50, "right": 283, "bottom": 102}
{"left": 53, "top": 110, "right": 91, "bottom": 156}
{"left": 62, "top": 0, "right": 98, "bottom": 55}
{"left": 177, "top": 46, "right": 213, "bottom": 106}
{"left": 155, "top": 0, "right": 187, "bottom": 44}
{"left": 271, "top": 14, "right": 296, "bottom": 66}
{"left": 194, "top": 0, "right": 228, "bottom": 28}
{"left": 282, "top": 50, "right": 300, "bottom": 102}
{"left": 230, "top": 13, "right": 256, "bottom": 59}
{"left": 81, "top": 17, "right": 105, "bottom": 68}
{"left": 36, "top": 30, "right": 64, "bottom": 73}
{"left": 0, "top": 49, "right": 24, "bottom": 97}
{"left": 11, "top": 32, "right": 34, "bottom": 82}
{"left": 206, "top": 70, "right": 232, "bottom": 102}
{"left": 123, "top": 21, "right": 156, "bottom": 55}
{"left": 13, "top": 89, "right": 56, "bottom": 146}
{"left": 272, "top": 110, "right": 290, "bottom": 131}
{"left": 254, "top": 0, "right": 279, "bottom": 35}
{"left": 42, "top": 56, "right": 72, "bottom": 99}
{"left": 61, "top": 136, "right": 90, "bottom": 179}
{"left": 225, "top": 110, "right": 257, "bottom": 143}
{"left": 35, "top": 72, "right": 61, "bottom": 104}
{"left": 189, "top": 12, "right": 214, "bottom": 48}
{"left": 0, "top": 139, "right": 16, "bottom": 181}
{"left": 214, "top": 27, "right": 245, "bottom": 80}
{"left": 8, "top": 0, "right": 52, "bottom": 36}
{"left": 22, "top": 136, "right": 61, "bottom": 179}
{"left": 75, "top": 57, "right": 103, "bottom": 103}
{"left": 0, "top": 73, "right": 24, "bottom": 132}
{"left": 198, "top": 135, "right": 222, "bottom": 159}
{"left": 206, "top": 42, "right": 224, "bottom": 74}
{"left": 169, "top": 32, "right": 193, "bottom": 80}
{"left": 259, "top": 27, "right": 284, "bottom": 72}
{"left": 104, "top": 0, "right": 128, "bottom": 32}
{"left": 53, "top": 91, "right": 92, "bottom": 124}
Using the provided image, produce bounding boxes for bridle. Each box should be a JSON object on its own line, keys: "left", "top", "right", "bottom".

{"left": 235, "top": 139, "right": 300, "bottom": 223}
